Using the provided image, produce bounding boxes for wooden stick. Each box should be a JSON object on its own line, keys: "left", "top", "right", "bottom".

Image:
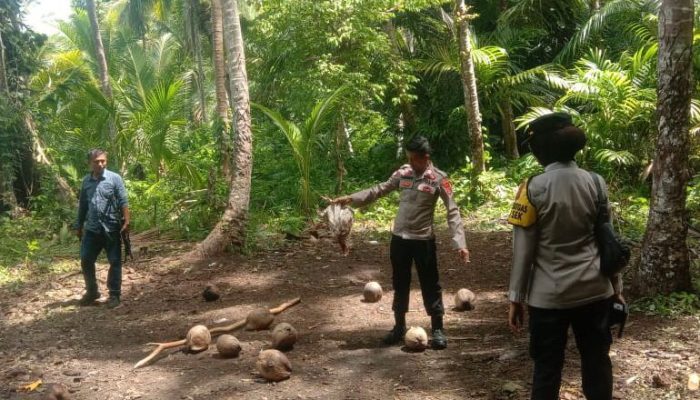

{"left": 133, "top": 297, "right": 301, "bottom": 369}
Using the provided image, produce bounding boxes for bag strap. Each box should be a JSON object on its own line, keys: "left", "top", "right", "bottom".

{"left": 588, "top": 171, "right": 609, "bottom": 224}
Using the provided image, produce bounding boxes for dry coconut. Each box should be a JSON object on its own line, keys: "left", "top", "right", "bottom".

{"left": 256, "top": 349, "right": 292, "bottom": 382}
{"left": 363, "top": 281, "right": 383, "bottom": 302}
{"left": 454, "top": 288, "right": 476, "bottom": 311}
{"left": 216, "top": 334, "right": 241, "bottom": 358}
{"left": 186, "top": 324, "right": 211, "bottom": 352}
{"left": 404, "top": 326, "right": 429, "bottom": 351}
{"left": 246, "top": 308, "right": 275, "bottom": 330}
{"left": 202, "top": 284, "right": 220, "bottom": 302}
{"left": 321, "top": 203, "right": 354, "bottom": 255}
{"left": 271, "top": 322, "right": 298, "bottom": 351}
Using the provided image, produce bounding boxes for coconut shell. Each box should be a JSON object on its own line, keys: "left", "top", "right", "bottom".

{"left": 186, "top": 324, "right": 211, "bottom": 352}
{"left": 216, "top": 334, "right": 241, "bottom": 358}
{"left": 271, "top": 322, "right": 298, "bottom": 351}
{"left": 202, "top": 284, "right": 220, "bottom": 302}
{"left": 363, "top": 281, "right": 383, "bottom": 302}
{"left": 454, "top": 288, "right": 476, "bottom": 311}
{"left": 404, "top": 326, "right": 429, "bottom": 351}
{"left": 246, "top": 308, "right": 275, "bottom": 330}
{"left": 256, "top": 349, "right": 292, "bottom": 382}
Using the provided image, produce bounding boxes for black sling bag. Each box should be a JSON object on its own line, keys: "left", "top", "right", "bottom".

{"left": 589, "top": 172, "right": 630, "bottom": 277}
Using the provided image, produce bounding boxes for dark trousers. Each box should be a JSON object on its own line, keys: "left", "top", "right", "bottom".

{"left": 390, "top": 235, "right": 444, "bottom": 317}
{"left": 80, "top": 229, "right": 122, "bottom": 298}
{"left": 528, "top": 299, "right": 613, "bottom": 400}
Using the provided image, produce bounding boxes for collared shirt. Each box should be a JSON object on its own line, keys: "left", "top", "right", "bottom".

{"left": 76, "top": 169, "right": 128, "bottom": 233}
{"left": 349, "top": 162, "right": 467, "bottom": 249}
{"left": 508, "top": 161, "right": 620, "bottom": 309}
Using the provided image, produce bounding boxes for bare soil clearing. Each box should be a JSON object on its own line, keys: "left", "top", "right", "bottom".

{"left": 1, "top": 229, "right": 699, "bottom": 399}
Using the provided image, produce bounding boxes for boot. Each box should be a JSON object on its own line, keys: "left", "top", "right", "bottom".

{"left": 431, "top": 328, "right": 447, "bottom": 350}
{"left": 381, "top": 325, "right": 407, "bottom": 346}
{"left": 78, "top": 291, "right": 101, "bottom": 306}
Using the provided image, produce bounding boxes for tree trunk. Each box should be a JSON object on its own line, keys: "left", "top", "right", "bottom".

{"left": 455, "top": 0, "right": 485, "bottom": 173}
{"left": 193, "top": 0, "right": 253, "bottom": 257}
{"left": 212, "top": 0, "right": 232, "bottom": 178}
{"left": 24, "top": 114, "right": 75, "bottom": 203}
{"left": 86, "top": 0, "right": 117, "bottom": 144}
{"left": 0, "top": 29, "right": 8, "bottom": 95}
{"left": 212, "top": 0, "right": 229, "bottom": 121}
{"left": 187, "top": 0, "right": 208, "bottom": 125}
{"left": 501, "top": 98, "right": 519, "bottom": 159}
{"left": 636, "top": 0, "right": 694, "bottom": 295}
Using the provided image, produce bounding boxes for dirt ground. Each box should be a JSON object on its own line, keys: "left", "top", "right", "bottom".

{"left": 1, "top": 228, "right": 699, "bottom": 400}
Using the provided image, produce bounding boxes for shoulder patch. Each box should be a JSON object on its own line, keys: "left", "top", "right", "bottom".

{"left": 440, "top": 178, "right": 453, "bottom": 197}
{"left": 508, "top": 180, "right": 537, "bottom": 227}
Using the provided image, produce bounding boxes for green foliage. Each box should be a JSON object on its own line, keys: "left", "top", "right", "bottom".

{"left": 0, "top": 215, "right": 79, "bottom": 287}
{"left": 631, "top": 292, "right": 700, "bottom": 317}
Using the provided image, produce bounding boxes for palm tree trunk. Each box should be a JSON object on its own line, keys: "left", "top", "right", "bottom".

{"left": 501, "top": 98, "right": 519, "bottom": 159}
{"left": 194, "top": 0, "right": 253, "bottom": 257}
{"left": 187, "top": 0, "right": 208, "bottom": 125}
{"left": 0, "top": 29, "right": 8, "bottom": 95}
{"left": 211, "top": 0, "right": 231, "bottom": 178}
{"left": 455, "top": 0, "right": 485, "bottom": 173}
{"left": 86, "top": 0, "right": 117, "bottom": 144}
{"left": 636, "top": 0, "right": 694, "bottom": 295}
{"left": 212, "top": 0, "right": 229, "bottom": 121}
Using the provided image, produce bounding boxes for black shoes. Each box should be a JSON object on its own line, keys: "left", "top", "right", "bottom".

{"left": 107, "top": 296, "right": 121, "bottom": 309}
{"left": 431, "top": 328, "right": 447, "bottom": 350}
{"left": 382, "top": 325, "right": 407, "bottom": 346}
{"left": 78, "top": 292, "right": 101, "bottom": 306}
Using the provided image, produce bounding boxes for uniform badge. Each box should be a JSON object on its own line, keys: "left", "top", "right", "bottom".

{"left": 508, "top": 179, "right": 537, "bottom": 227}
{"left": 441, "top": 179, "right": 453, "bottom": 197}
{"left": 417, "top": 183, "right": 436, "bottom": 194}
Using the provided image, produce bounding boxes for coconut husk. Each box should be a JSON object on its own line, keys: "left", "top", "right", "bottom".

{"left": 271, "top": 322, "right": 298, "bottom": 351}
{"left": 256, "top": 349, "right": 292, "bottom": 382}
{"left": 363, "top": 281, "right": 383, "bottom": 302}
{"left": 404, "top": 326, "right": 428, "bottom": 351}
{"left": 202, "top": 284, "right": 220, "bottom": 302}
{"left": 454, "top": 288, "right": 476, "bottom": 311}
{"left": 246, "top": 308, "right": 275, "bottom": 330}
{"left": 321, "top": 204, "right": 354, "bottom": 255}
{"left": 186, "top": 325, "right": 211, "bottom": 352}
{"left": 216, "top": 334, "right": 241, "bottom": 358}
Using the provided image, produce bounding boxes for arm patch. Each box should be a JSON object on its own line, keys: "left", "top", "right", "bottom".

{"left": 508, "top": 180, "right": 537, "bottom": 228}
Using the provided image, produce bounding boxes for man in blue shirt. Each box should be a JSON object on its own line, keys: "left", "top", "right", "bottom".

{"left": 75, "top": 149, "right": 130, "bottom": 308}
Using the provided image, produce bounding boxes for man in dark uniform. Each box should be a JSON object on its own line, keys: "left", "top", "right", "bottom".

{"left": 334, "top": 136, "right": 470, "bottom": 349}
{"left": 74, "top": 149, "right": 130, "bottom": 308}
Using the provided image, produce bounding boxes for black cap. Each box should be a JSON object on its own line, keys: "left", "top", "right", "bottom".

{"left": 523, "top": 112, "right": 574, "bottom": 144}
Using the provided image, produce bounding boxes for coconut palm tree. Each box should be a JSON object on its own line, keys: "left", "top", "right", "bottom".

{"left": 254, "top": 86, "right": 347, "bottom": 216}
{"left": 454, "top": 0, "right": 485, "bottom": 172}
{"left": 194, "top": 0, "right": 253, "bottom": 256}
{"left": 86, "top": 0, "right": 117, "bottom": 145}
{"left": 638, "top": 0, "right": 694, "bottom": 295}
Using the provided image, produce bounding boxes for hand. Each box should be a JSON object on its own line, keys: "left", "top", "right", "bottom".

{"left": 457, "top": 248, "right": 470, "bottom": 265}
{"left": 508, "top": 302, "right": 525, "bottom": 334}
{"left": 76, "top": 228, "right": 83, "bottom": 239}
{"left": 120, "top": 220, "right": 130, "bottom": 233}
{"left": 332, "top": 196, "right": 352, "bottom": 206}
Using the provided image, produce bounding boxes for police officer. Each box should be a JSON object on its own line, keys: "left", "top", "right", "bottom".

{"left": 75, "top": 149, "right": 130, "bottom": 309}
{"left": 507, "top": 112, "right": 624, "bottom": 400}
{"left": 334, "top": 136, "right": 469, "bottom": 349}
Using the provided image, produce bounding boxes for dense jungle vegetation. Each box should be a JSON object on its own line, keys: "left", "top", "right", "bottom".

{"left": 1, "top": 0, "right": 699, "bottom": 309}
